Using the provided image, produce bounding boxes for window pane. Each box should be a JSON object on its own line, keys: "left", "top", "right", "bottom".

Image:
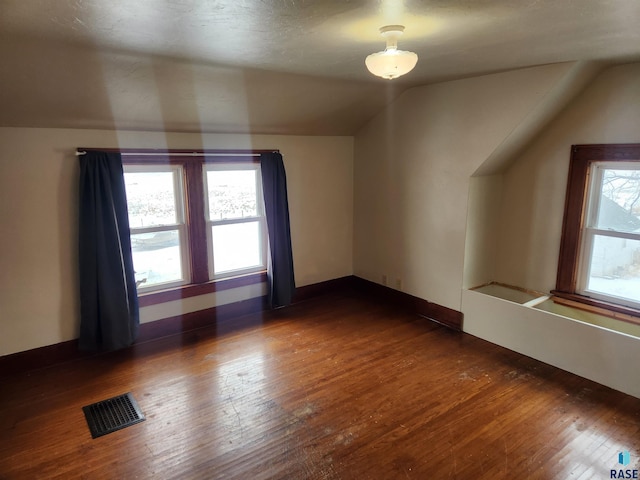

{"left": 586, "top": 234, "right": 640, "bottom": 304}
{"left": 211, "top": 222, "right": 261, "bottom": 274}
{"left": 131, "top": 230, "right": 183, "bottom": 287}
{"left": 207, "top": 170, "right": 257, "bottom": 220}
{"left": 125, "top": 171, "right": 178, "bottom": 227}
{"left": 595, "top": 168, "right": 640, "bottom": 233}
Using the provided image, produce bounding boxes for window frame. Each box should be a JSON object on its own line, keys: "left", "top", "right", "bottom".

{"left": 554, "top": 144, "right": 640, "bottom": 320}
{"left": 84, "top": 148, "right": 277, "bottom": 307}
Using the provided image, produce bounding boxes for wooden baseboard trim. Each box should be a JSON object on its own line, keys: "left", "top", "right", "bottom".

{"left": 293, "top": 276, "right": 357, "bottom": 303}
{"left": 351, "top": 277, "right": 463, "bottom": 331}
{"left": 0, "top": 275, "right": 461, "bottom": 377}
{"left": 415, "top": 300, "right": 464, "bottom": 331}
{"left": 0, "top": 339, "right": 88, "bottom": 378}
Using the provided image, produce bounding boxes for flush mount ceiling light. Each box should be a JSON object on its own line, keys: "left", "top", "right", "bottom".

{"left": 365, "top": 25, "right": 418, "bottom": 80}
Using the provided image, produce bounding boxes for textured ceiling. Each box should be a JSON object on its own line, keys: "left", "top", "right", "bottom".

{"left": 1, "top": 0, "right": 639, "bottom": 135}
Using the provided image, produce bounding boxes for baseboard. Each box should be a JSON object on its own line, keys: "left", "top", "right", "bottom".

{"left": 0, "top": 338, "right": 92, "bottom": 378}
{"left": 416, "top": 300, "right": 464, "bottom": 331}
{"left": 0, "top": 275, "right": 461, "bottom": 377}
{"left": 293, "top": 276, "right": 357, "bottom": 303}
{"left": 350, "top": 277, "right": 463, "bottom": 331}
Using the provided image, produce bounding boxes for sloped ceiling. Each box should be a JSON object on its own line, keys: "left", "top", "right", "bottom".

{"left": 1, "top": 0, "right": 639, "bottom": 135}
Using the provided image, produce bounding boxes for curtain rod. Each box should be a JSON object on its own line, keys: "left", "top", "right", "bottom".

{"left": 75, "top": 151, "right": 277, "bottom": 157}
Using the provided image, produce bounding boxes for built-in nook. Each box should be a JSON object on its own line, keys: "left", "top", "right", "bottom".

{"left": 461, "top": 62, "right": 640, "bottom": 398}
{"left": 461, "top": 278, "right": 640, "bottom": 397}
{"left": 463, "top": 164, "right": 640, "bottom": 396}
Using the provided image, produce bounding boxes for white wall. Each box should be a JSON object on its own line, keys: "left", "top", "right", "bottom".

{"left": 463, "top": 174, "right": 504, "bottom": 289}
{"left": 353, "top": 62, "right": 577, "bottom": 311}
{"left": 494, "top": 62, "right": 640, "bottom": 292}
{"left": 0, "top": 128, "right": 353, "bottom": 355}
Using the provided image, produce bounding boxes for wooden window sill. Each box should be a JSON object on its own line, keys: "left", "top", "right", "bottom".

{"left": 550, "top": 290, "right": 640, "bottom": 326}
{"left": 138, "top": 271, "right": 267, "bottom": 307}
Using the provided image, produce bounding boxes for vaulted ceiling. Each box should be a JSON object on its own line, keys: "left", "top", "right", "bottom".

{"left": 1, "top": 0, "right": 639, "bottom": 135}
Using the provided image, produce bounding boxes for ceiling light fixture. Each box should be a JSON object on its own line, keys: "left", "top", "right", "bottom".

{"left": 365, "top": 25, "right": 418, "bottom": 80}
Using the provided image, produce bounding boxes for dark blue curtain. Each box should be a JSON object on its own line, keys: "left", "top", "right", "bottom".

{"left": 78, "top": 151, "right": 139, "bottom": 351}
{"left": 261, "top": 152, "right": 296, "bottom": 308}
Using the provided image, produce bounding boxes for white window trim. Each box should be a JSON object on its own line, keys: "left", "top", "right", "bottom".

{"left": 577, "top": 161, "right": 640, "bottom": 310}
{"left": 124, "top": 164, "right": 191, "bottom": 292}
{"left": 203, "top": 163, "right": 268, "bottom": 280}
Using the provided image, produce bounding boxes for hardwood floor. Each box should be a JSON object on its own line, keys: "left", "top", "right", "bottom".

{"left": 1, "top": 291, "right": 639, "bottom": 479}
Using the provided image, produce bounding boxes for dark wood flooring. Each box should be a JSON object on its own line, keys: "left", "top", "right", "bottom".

{"left": 1, "top": 291, "right": 639, "bottom": 479}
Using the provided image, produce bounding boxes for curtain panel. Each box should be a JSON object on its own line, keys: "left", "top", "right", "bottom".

{"left": 260, "top": 152, "right": 296, "bottom": 308}
{"left": 78, "top": 151, "right": 139, "bottom": 351}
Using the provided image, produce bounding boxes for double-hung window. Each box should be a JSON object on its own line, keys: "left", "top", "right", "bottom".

{"left": 125, "top": 165, "right": 190, "bottom": 290}
{"left": 555, "top": 144, "right": 640, "bottom": 317}
{"left": 121, "top": 150, "right": 272, "bottom": 305}
{"left": 204, "top": 163, "right": 266, "bottom": 278}
{"left": 578, "top": 162, "right": 640, "bottom": 308}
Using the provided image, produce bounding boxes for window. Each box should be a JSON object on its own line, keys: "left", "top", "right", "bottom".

{"left": 578, "top": 162, "right": 640, "bottom": 307}
{"left": 125, "top": 165, "right": 189, "bottom": 290}
{"left": 204, "top": 164, "right": 266, "bottom": 278}
{"left": 121, "top": 150, "right": 272, "bottom": 305}
{"left": 555, "top": 144, "right": 640, "bottom": 318}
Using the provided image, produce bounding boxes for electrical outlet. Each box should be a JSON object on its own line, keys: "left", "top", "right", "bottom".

{"left": 382, "top": 274, "right": 387, "bottom": 286}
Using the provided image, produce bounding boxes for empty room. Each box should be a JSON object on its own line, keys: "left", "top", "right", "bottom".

{"left": 1, "top": 1, "right": 640, "bottom": 478}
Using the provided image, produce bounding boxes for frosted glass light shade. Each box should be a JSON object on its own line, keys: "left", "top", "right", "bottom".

{"left": 365, "top": 48, "right": 418, "bottom": 80}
